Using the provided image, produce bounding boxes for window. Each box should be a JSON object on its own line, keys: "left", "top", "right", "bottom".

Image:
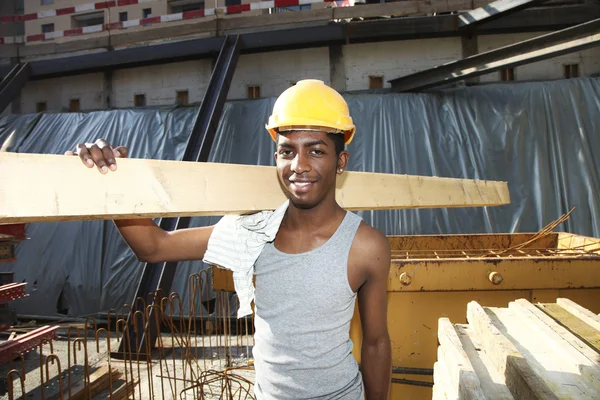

{"left": 143, "top": 8, "right": 152, "bottom": 18}
{"left": 499, "top": 68, "right": 515, "bottom": 82}
{"left": 176, "top": 90, "right": 189, "bottom": 105}
{"left": 134, "top": 94, "right": 146, "bottom": 107}
{"left": 69, "top": 99, "right": 80, "bottom": 112}
{"left": 369, "top": 76, "right": 384, "bottom": 89}
{"left": 119, "top": 12, "right": 128, "bottom": 22}
{"left": 41, "top": 0, "right": 53, "bottom": 5}
{"left": 36, "top": 102, "right": 47, "bottom": 113}
{"left": 41, "top": 23, "right": 54, "bottom": 33}
{"left": 564, "top": 64, "right": 579, "bottom": 79}
{"left": 72, "top": 12, "right": 104, "bottom": 28}
{"left": 271, "top": 4, "right": 310, "bottom": 13}
{"left": 247, "top": 85, "right": 261, "bottom": 99}
{"left": 170, "top": 0, "right": 205, "bottom": 13}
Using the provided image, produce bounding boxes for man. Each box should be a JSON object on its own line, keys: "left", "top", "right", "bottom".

{"left": 68, "top": 79, "right": 392, "bottom": 399}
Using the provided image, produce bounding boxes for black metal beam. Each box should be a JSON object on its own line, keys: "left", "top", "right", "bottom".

{"left": 458, "top": 0, "right": 551, "bottom": 28}
{"left": 116, "top": 35, "right": 242, "bottom": 357}
{"left": 390, "top": 17, "right": 600, "bottom": 92}
{"left": 0, "top": 63, "right": 29, "bottom": 114}
{"left": 23, "top": 5, "right": 600, "bottom": 81}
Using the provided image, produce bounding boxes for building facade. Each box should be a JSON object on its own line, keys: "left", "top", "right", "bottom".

{"left": 1, "top": 0, "right": 599, "bottom": 114}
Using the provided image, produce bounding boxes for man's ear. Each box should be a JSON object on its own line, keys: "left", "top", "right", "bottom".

{"left": 337, "top": 150, "right": 350, "bottom": 174}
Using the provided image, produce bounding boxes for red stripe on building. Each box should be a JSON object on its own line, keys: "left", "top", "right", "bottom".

{"left": 0, "top": 38, "right": 4, "bottom": 45}
{"left": 107, "top": 21, "right": 123, "bottom": 29}
{"left": 95, "top": 1, "right": 114, "bottom": 9}
{"left": 139, "top": 16, "right": 160, "bottom": 25}
{"left": 182, "top": 9, "right": 205, "bottom": 19}
{"left": 0, "top": 16, "right": 15, "bottom": 23}
{"left": 20, "top": 13, "right": 38, "bottom": 21}
{"left": 64, "top": 27, "right": 84, "bottom": 36}
{"left": 274, "top": 0, "right": 300, "bottom": 7}
{"left": 226, "top": 4, "right": 251, "bottom": 14}
{"left": 117, "top": 0, "right": 138, "bottom": 6}
{"left": 27, "top": 34, "right": 44, "bottom": 42}
{"left": 56, "top": 6, "right": 76, "bottom": 15}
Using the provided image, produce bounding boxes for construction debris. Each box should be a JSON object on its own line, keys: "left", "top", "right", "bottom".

{"left": 434, "top": 298, "right": 600, "bottom": 399}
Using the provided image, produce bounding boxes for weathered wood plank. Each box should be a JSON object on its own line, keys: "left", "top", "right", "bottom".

{"left": 0, "top": 152, "right": 510, "bottom": 223}
{"left": 537, "top": 303, "right": 600, "bottom": 355}
{"left": 557, "top": 298, "right": 600, "bottom": 332}
{"left": 455, "top": 324, "right": 515, "bottom": 399}
{"left": 466, "top": 301, "right": 558, "bottom": 399}
{"left": 511, "top": 299, "right": 600, "bottom": 393}
{"left": 437, "top": 317, "right": 487, "bottom": 400}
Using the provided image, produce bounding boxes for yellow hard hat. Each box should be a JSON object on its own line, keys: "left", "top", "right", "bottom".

{"left": 266, "top": 79, "right": 356, "bottom": 145}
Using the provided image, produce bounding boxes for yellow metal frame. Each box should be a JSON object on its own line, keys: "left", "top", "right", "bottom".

{"left": 211, "top": 232, "right": 600, "bottom": 399}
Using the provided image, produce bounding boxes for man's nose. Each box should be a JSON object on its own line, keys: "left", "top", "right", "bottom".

{"left": 291, "top": 153, "right": 310, "bottom": 174}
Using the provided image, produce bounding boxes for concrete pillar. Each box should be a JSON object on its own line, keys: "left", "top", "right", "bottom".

{"left": 9, "top": 57, "right": 21, "bottom": 114}
{"left": 461, "top": 35, "right": 480, "bottom": 85}
{"left": 329, "top": 45, "right": 346, "bottom": 93}
{"left": 104, "top": 70, "right": 113, "bottom": 109}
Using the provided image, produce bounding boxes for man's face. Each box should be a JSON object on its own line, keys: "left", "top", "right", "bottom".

{"left": 275, "top": 130, "right": 348, "bottom": 209}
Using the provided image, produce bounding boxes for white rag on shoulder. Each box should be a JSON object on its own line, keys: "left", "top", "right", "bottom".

{"left": 203, "top": 201, "right": 289, "bottom": 318}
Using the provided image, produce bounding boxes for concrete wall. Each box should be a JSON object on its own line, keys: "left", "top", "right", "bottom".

{"left": 477, "top": 33, "right": 600, "bottom": 83}
{"left": 19, "top": 72, "right": 105, "bottom": 113}
{"left": 344, "top": 38, "right": 463, "bottom": 91}
{"left": 10, "top": 32, "right": 600, "bottom": 115}
{"left": 112, "top": 60, "right": 213, "bottom": 108}
{"left": 228, "top": 47, "right": 330, "bottom": 100}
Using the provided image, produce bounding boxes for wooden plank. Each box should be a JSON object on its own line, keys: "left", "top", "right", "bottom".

{"left": 557, "top": 298, "right": 600, "bottom": 332}
{"left": 0, "top": 152, "right": 510, "bottom": 223}
{"left": 48, "top": 365, "right": 121, "bottom": 400}
{"left": 492, "top": 305, "right": 599, "bottom": 397}
{"left": 433, "top": 360, "right": 452, "bottom": 400}
{"left": 466, "top": 301, "right": 558, "bottom": 399}
{"left": 537, "top": 303, "right": 600, "bottom": 355}
{"left": 455, "top": 324, "right": 514, "bottom": 399}
{"left": 511, "top": 299, "right": 600, "bottom": 393}
{"left": 437, "top": 317, "right": 487, "bottom": 400}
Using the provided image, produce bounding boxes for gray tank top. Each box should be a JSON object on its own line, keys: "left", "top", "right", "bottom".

{"left": 252, "top": 211, "right": 364, "bottom": 400}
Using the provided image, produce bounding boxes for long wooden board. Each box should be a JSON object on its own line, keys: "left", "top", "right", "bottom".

{"left": 0, "top": 152, "right": 510, "bottom": 223}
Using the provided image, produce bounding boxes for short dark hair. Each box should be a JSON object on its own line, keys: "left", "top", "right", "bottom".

{"left": 327, "top": 132, "right": 345, "bottom": 156}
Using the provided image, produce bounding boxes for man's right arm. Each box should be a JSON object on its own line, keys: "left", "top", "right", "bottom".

{"left": 67, "top": 139, "right": 214, "bottom": 264}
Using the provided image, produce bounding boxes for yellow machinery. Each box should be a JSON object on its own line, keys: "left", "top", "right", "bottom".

{"left": 212, "top": 231, "right": 600, "bottom": 399}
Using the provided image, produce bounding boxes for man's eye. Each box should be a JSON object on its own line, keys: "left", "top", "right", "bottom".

{"left": 279, "top": 150, "right": 293, "bottom": 156}
{"left": 311, "top": 150, "right": 325, "bottom": 155}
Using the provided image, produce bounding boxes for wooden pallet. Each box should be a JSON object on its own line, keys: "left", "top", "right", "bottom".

{"left": 434, "top": 298, "right": 600, "bottom": 399}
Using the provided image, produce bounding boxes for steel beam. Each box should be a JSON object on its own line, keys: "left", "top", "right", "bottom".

{"left": 116, "top": 35, "right": 242, "bottom": 357}
{"left": 390, "top": 17, "right": 600, "bottom": 92}
{"left": 23, "top": 5, "right": 600, "bottom": 81}
{"left": 0, "top": 63, "right": 29, "bottom": 114}
{"left": 458, "top": 0, "right": 550, "bottom": 28}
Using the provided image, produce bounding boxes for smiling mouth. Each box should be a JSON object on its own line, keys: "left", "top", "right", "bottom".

{"left": 290, "top": 182, "right": 313, "bottom": 187}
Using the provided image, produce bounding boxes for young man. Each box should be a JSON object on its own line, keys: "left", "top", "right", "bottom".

{"left": 67, "top": 80, "right": 392, "bottom": 399}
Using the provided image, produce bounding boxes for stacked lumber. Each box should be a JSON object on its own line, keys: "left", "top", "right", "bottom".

{"left": 434, "top": 298, "right": 600, "bottom": 399}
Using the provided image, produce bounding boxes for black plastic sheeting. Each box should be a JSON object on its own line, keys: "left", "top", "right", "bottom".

{"left": 1, "top": 77, "right": 599, "bottom": 318}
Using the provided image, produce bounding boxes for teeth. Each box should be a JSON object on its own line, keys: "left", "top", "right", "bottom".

{"left": 293, "top": 182, "right": 311, "bottom": 187}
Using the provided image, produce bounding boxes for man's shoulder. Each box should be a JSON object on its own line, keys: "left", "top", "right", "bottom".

{"left": 352, "top": 220, "right": 391, "bottom": 261}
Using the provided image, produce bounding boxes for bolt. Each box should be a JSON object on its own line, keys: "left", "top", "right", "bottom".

{"left": 488, "top": 271, "right": 503, "bottom": 285}
{"left": 400, "top": 272, "right": 412, "bottom": 286}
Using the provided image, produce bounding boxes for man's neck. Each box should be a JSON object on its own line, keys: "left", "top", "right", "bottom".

{"left": 283, "top": 200, "right": 345, "bottom": 231}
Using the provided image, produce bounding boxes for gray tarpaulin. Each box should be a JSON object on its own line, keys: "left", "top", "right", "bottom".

{"left": 1, "top": 77, "right": 599, "bottom": 317}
